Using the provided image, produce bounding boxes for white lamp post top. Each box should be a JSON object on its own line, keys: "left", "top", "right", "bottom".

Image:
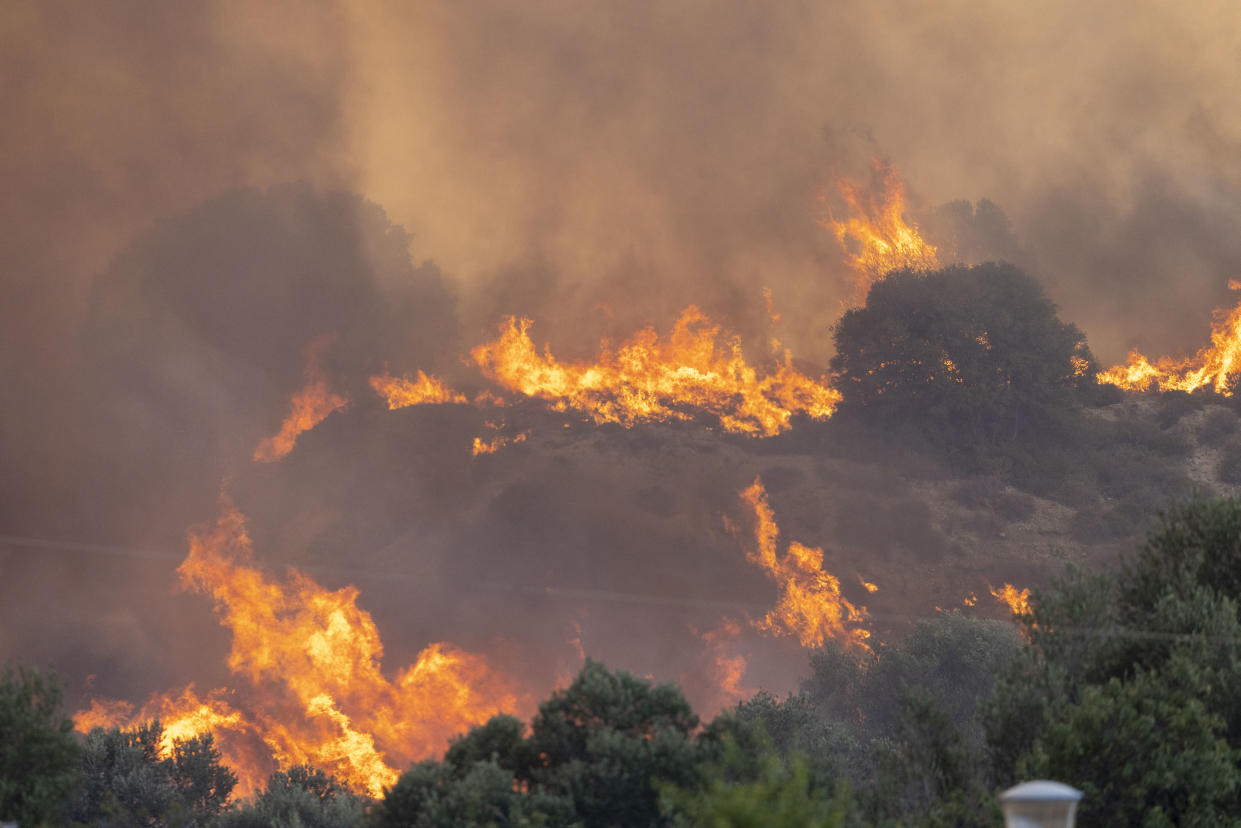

{"left": 1000, "top": 780, "right": 1084, "bottom": 828}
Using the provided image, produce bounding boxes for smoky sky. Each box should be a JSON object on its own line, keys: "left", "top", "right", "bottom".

{"left": 4, "top": 1, "right": 1241, "bottom": 715}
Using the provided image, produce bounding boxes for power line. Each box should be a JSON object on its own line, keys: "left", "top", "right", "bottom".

{"left": 6, "top": 532, "right": 1241, "bottom": 644}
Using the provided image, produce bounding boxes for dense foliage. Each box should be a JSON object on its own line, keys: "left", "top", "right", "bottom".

{"left": 0, "top": 665, "right": 81, "bottom": 827}
{"left": 831, "top": 263, "right": 1097, "bottom": 450}
{"left": 987, "top": 496, "right": 1241, "bottom": 824}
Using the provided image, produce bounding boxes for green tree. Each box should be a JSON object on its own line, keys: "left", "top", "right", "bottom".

{"left": 987, "top": 495, "right": 1241, "bottom": 824}
{"left": 0, "top": 665, "right": 81, "bottom": 827}
{"left": 70, "top": 719, "right": 236, "bottom": 827}
{"left": 526, "top": 659, "right": 703, "bottom": 827}
{"left": 1018, "top": 667, "right": 1237, "bottom": 827}
{"left": 831, "top": 263, "right": 1095, "bottom": 449}
{"left": 367, "top": 758, "right": 571, "bottom": 828}
{"left": 660, "top": 750, "right": 849, "bottom": 828}
{"left": 221, "top": 765, "right": 365, "bottom": 828}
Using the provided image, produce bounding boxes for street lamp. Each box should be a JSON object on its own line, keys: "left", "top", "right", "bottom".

{"left": 999, "top": 780, "right": 1083, "bottom": 828}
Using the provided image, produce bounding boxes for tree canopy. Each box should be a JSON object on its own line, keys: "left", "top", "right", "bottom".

{"left": 0, "top": 665, "right": 81, "bottom": 827}
{"left": 831, "top": 263, "right": 1096, "bottom": 448}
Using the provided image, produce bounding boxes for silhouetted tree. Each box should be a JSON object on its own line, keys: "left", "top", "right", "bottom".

{"left": 831, "top": 263, "right": 1095, "bottom": 449}
{"left": 70, "top": 719, "right": 235, "bottom": 827}
{"left": 222, "top": 764, "right": 365, "bottom": 828}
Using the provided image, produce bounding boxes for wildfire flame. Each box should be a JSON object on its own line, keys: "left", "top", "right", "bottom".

{"left": 472, "top": 430, "right": 529, "bottom": 456}
{"left": 738, "top": 478, "right": 872, "bottom": 650}
{"left": 990, "top": 583, "right": 1031, "bottom": 616}
{"left": 76, "top": 502, "right": 520, "bottom": 797}
{"left": 254, "top": 337, "right": 349, "bottom": 462}
{"left": 369, "top": 370, "right": 468, "bottom": 409}
{"left": 1098, "top": 291, "right": 1241, "bottom": 395}
{"left": 468, "top": 306, "right": 840, "bottom": 437}
{"left": 825, "top": 158, "right": 940, "bottom": 297}
{"left": 695, "top": 620, "right": 753, "bottom": 713}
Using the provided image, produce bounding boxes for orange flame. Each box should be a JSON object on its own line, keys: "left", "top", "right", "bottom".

{"left": 738, "top": 478, "right": 871, "bottom": 650}
{"left": 696, "top": 620, "right": 752, "bottom": 712}
{"left": 990, "top": 583, "right": 1031, "bottom": 616}
{"left": 254, "top": 338, "right": 349, "bottom": 462}
{"left": 469, "top": 306, "right": 839, "bottom": 437}
{"left": 369, "top": 370, "right": 468, "bottom": 409}
{"left": 824, "top": 159, "right": 939, "bottom": 297}
{"left": 77, "top": 502, "right": 519, "bottom": 797}
{"left": 1098, "top": 293, "right": 1241, "bottom": 395}
{"left": 472, "top": 431, "right": 528, "bottom": 456}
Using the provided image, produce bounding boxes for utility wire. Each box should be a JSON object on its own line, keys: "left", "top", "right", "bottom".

{"left": 6, "top": 532, "right": 1241, "bottom": 644}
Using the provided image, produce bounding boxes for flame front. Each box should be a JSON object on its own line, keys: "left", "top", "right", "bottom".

{"left": 825, "top": 159, "right": 939, "bottom": 297}
{"left": 469, "top": 306, "right": 839, "bottom": 437}
{"left": 739, "top": 478, "right": 871, "bottom": 650}
{"left": 369, "top": 370, "right": 468, "bottom": 409}
{"left": 77, "top": 503, "right": 519, "bottom": 797}
{"left": 1098, "top": 294, "right": 1241, "bottom": 395}
{"left": 990, "top": 583, "right": 1031, "bottom": 616}
{"left": 254, "top": 338, "right": 349, "bottom": 462}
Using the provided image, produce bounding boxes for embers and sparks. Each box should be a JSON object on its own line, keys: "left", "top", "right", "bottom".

{"left": 370, "top": 370, "right": 468, "bottom": 409}
{"left": 469, "top": 306, "right": 840, "bottom": 437}
{"left": 738, "top": 478, "right": 872, "bottom": 650}
{"left": 990, "top": 583, "right": 1031, "bottom": 616}
{"left": 254, "top": 337, "right": 349, "bottom": 462}
{"left": 76, "top": 502, "right": 519, "bottom": 797}
{"left": 1098, "top": 293, "right": 1241, "bottom": 395}
{"left": 825, "top": 158, "right": 940, "bottom": 297}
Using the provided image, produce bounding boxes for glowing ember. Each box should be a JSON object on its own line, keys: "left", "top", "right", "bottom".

{"left": 469, "top": 306, "right": 839, "bottom": 437}
{"left": 369, "top": 370, "right": 468, "bottom": 409}
{"left": 254, "top": 337, "right": 349, "bottom": 462}
{"left": 824, "top": 158, "right": 940, "bottom": 297}
{"left": 738, "top": 478, "right": 872, "bottom": 650}
{"left": 1098, "top": 293, "right": 1241, "bottom": 395}
{"left": 990, "top": 582, "right": 1031, "bottom": 616}
{"left": 76, "top": 502, "right": 520, "bottom": 797}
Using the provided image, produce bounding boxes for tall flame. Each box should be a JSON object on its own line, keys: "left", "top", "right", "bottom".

{"left": 738, "top": 478, "right": 872, "bottom": 650}
{"left": 825, "top": 159, "right": 940, "bottom": 297}
{"left": 254, "top": 337, "right": 349, "bottom": 462}
{"left": 469, "top": 306, "right": 839, "bottom": 437}
{"left": 1098, "top": 292, "right": 1241, "bottom": 395}
{"left": 77, "top": 502, "right": 519, "bottom": 797}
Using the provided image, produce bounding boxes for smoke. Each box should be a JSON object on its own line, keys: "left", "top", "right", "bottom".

{"left": 4, "top": 0, "right": 1241, "bottom": 733}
